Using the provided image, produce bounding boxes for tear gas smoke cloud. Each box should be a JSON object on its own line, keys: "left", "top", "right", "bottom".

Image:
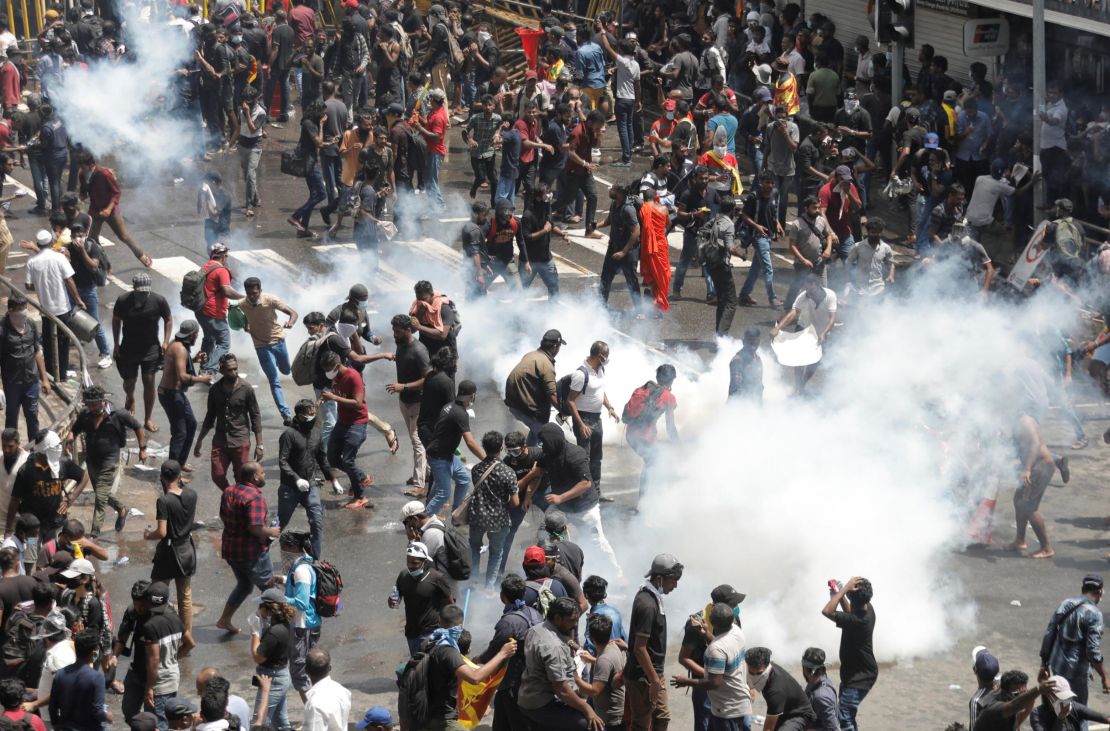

{"left": 52, "top": 5, "right": 198, "bottom": 178}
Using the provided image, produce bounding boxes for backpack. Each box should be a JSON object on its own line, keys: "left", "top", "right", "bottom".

{"left": 555, "top": 365, "right": 590, "bottom": 418}
{"left": 525, "top": 578, "right": 557, "bottom": 617}
{"left": 179, "top": 262, "right": 224, "bottom": 312}
{"left": 425, "top": 523, "right": 472, "bottom": 581}
{"left": 443, "top": 23, "right": 465, "bottom": 69}
{"left": 291, "top": 332, "right": 330, "bottom": 386}
{"left": 697, "top": 216, "right": 730, "bottom": 268}
{"left": 393, "top": 21, "right": 413, "bottom": 61}
{"left": 91, "top": 241, "right": 111, "bottom": 287}
{"left": 1051, "top": 218, "right": 1084, "bottom": 259}
{"left": 441, "top": 299, "right": 462, "bottom": 341}
{"left": 293, "top": 556, "right": 344, "bottom": 617}
{"left": 9, "top": 609, "right": 51, "bottom": 687}
{"left": 622, "top": 381, "right": 667, "bottom": 426}
{"left": 397, "top": 647, "right": 433, "bottom": 731}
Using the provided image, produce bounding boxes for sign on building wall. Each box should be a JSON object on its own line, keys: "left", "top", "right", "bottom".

{"left": 917, "top": 0, "right": 970, "bottom": 16}
{"left": 963, "top": 17, "right": 1010, "bottom": 56}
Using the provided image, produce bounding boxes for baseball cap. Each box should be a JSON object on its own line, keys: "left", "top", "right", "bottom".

{"left": 400, "top": 501, "right": 426, "bottom": 520}
{"left": 541, "top": 329, "right": 566, "bottom": 345}
{"left": 356, "top": 707, "right": 395, "bottom": 729}
{"left": 904, "top": 106, "right": 921, "bottom": 123}
{"left": 210, "top": 243, "right": 230, "bottom": 257}
{"left": 754, "top": 86, "right": 772, "bottom": 103}
{"left": 175, "top": 320, "right": 200, "bottom": 340}
{"left": 30, "top": 613, "right": 68, "bottom": 640}
{"left": 69, "top": 219, "right": 86, "bottom": 232}
{"left": 260, "top": 587, "right": 288, "bottom": 606}
{"left": 44, "top": 8, "right": 58, "bottom": 19}
{"left": 406, "top": 541, "right": 430, "bottom": 561}
{"left": 349, "top": 283, "right": 369, "bottom": 300}
{"left": 385, "top": 102, "right": 405, "bottom": 117}
{"left": 341, "top": 0, "right": 359, "bottom": 7}
{"left": 923, "top": 132, "right": 940, "bottom": 149}
{"left": 1056, "top": 198, "right": 1075, "bottom": 213}
{"left": 834, "top": 165, "right": 853, "bottom": 181}
{"left": 34, "top": 229, "right": 53, "bottom": 248}
{"left": 523, "top": 545, "right": 546, "bottom": 566}
{"left": 128, "top": 713, "right": 159, "bottom": 731}
{"left": 132, "top": 272, "right": 152, "bottom": 292}
{"left": 972, "top": 646, "right": 999, "bottom": 680}
{"left": 61, "top": 557, "right": 95, "bottom": 579}
{"left": 662, "top": 99, "right": 676, "bottom": 112}
{"left": 548, "top": 25, "right": 563, "bottom": 37}
{"left": 943, "top": 89, "right": 957, "bottom": 102}
{"left": 1046, "top": 675, "right": 1077, "bottom": 701}
{"left": 710, "top": 584, "right": 746, "bottom": 605}
{"left": 525, "top": 69, "right": 538, "bottom": 80}
{"left": 145, "top": 581, "right": 170, "bottom": 608}
{"left": 543, "top": 509, "right": 567, "bottom": 535}
{"left": 645, "top": 553, "right": 684, "bottom": 578}
{"left": 1083, "top": 573, "right": 1103, "bottom": 590}
{"left": 164, "top": 698, "right": 197, "bottom": 720}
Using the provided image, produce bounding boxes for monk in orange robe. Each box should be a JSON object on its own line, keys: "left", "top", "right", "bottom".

{"left": 639, "top": 188, "right": 671, "bottom": 314}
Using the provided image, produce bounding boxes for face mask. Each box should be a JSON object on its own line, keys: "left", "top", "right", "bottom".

{"left": 477, "top": 31, "right": 490, "bottom": 42}
{"left": 543, "top": 191, "right": 554, "bottom": 202}
{"left": 7, "top": 311, "right": 25, "bottom": 327}
{"left": 749, "top": 667, "right": 771, "bottom": 692}
{"left": 665, "top": 112, "right": 675, "bottom": 120}
{"left": 357, "top": 300, "right": 368, "bottom": 311}
{"left": 565, "top": 29, "right": 575, "bottom": 41}
{"left": 89, "top": 650, "right": 100, "bottom": 665}
{"left": 325, "top": 368, "right": 340, "bottom": 380}
{"left": 254, "top": 478, "right": 266, "bottom": 488}
{"left": 280, "top": 552, "right": 299, "bottom": 575}
{"left": 714, "top": 145, "right": 728, "bottom": 157}
{"left": 25, "top": 537, "right": 39, "bottom": 550}
{"left": 867, "top": 235, "right": 881, "bottom": 245}
{"left": 299, "top": 413, "right": 316, "bottom": 424}
{"left": 507, "top": 447, "right": 522, "bottom": 457}
{"left": 1053, "top": 699, "right": 1070, "bottom": 717}
{"left": 844, "top": 99, "right": 859, "bottom": 113}
{"left": 733, "top": 606, "right": 741, "bottom": 622}
{"left": 408, "top": 567, "right": 426, "bottom": 578}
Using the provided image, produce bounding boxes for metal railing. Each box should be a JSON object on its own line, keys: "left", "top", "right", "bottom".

{"left": 0, "top": 274, "right": 88, "bottom": 443}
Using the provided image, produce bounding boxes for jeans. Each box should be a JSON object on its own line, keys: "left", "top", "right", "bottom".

{"left": 739, "top": 236, "right": 776, "bottom": 302}
{"left": 314, "top": 387, "right": 338, "bottom": 449}
{"left": 406, "top": 633, "right": 433, "bottom": 656}
{"left": 225, "top": 550, "right": 273, "bottom": 612}
{"left": 508, "top": 407, "right": 547, "bottom": 447}
{"left": 469, "top": 524, "right": 511, "bottom": 587}
{"left": 328, "top": 422, "right": 368, "bottom": 495}
{"left": 254, "top": 665, "right": 292, "bottom": 731}
{"left": 573, "top": 412, "right": 603, "bottom": 486}
{"left": 674, "top": 230, "right": 715, "bottom": 298}
{"left": 772, "top": 174, "right": 793, "bottom": 227}
{"left": 469, "top": 155, "right": 496, "bottom": 199}
{"left": 566, "top": 504, "right": 621, "bottom": 577}
{"left": 289, "top": 626, "right": 321, "bottom": 693}
{"left": 835, "top": 233, "right": 855, "bottom": 262}
{"left": 41, "top": 311, "right": 72, "bottom": 380}
{"left": 706, "top": 263, "right": 737, "bottom": 335}
{"left": 709, "top": 716, "right": 752, "bottom": 731}
{"left": 915, "top": 194, "right": 932, "bottom": 252}
{"left": 426, "top": 152, "right": 445, "bottom": 207}
{"left": 320, "top": 153, "right": 342, "bottom": 215}
{"left": 838, "top": 685, "right": 870, "bottom": 731}
{"left": 45, "top": 152, "right": 67, "bottom": 211}
{"left": 556, "top": 171, "right": 598, "bottom": 231}
{"left": 615, "top": 97, "right": 635, "bottom": 162}
{"left": 28, "top": 154, "right": 47, "bottom": 210}
{"left": 239, "top": 144, "right": 262, "bottom": 208}
{"left": 87, "top": 460, "right": 124, "bottom": 535}
{"left": 521, "top": 700, "right": 592, "bottom": 730}
{"left": 747, "top": 143, "right": 764, "bottom": 176}
{"left": 427, "top": 455, "right": 472, "bottom": 516}
{"left": 255, "top": 341, "right": 292, "bottom": 419}
{"left": 77, "top": 285, "right": 110, "bottom": 355}
{"left": 278, "top": 483, "right": 324, "bottom": 559}
{"left": 495, "top": 174, "right": 517, "bottom": 207}
{"left": 158, "top": 389, "right": 196, "bottom": 465}
{"left": 264, "top": 67, "right": 291, "bottom": 118}
{"left": 693, "top": 686, "right": 712, "bottom": 731}
{"left": 3, "top": 379, "right": 40, "bottom": 437}
{"left": 599, "top": 248, "right": 641, "bottom": 305}
{"left": 519, "top": 259, "right": 559, "bottom": 298}
{"left": 122, "top": 670, "right": 176, "bottom": 731}
{"left": 292, "top": 160, "right": 327, "bottom": 229}
{"left": 498, "top": 501, "right": 527, "bottom": 575}
{"left": 197, "top": 314, "right": 230, "bottom": 375}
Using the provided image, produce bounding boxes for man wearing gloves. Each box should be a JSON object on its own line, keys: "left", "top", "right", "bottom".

{"left": 277, "top": 398, "right": 339, "bottom": 559}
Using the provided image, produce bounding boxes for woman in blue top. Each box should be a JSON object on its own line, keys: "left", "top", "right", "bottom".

{"left": 279, "top": 531, "right": 321, "bottom": 701}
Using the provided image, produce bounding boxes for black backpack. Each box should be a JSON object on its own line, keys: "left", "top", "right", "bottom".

{"left": 425, "top": 523, "right": 472, "bottom": 581}
{"left": 397, "top": 645, "right": 433, "bottom": 730}
{"left": 555, "top": 365, "right": 590, "bottom": 418}
{"left": 89, "top": 239, "right": 111, "bottom": 287}
{"left": 180, "top": 262, "right": 224, "bottom": 312}
{"left": 441, "top": 299, "right": 462, "bottom": 341}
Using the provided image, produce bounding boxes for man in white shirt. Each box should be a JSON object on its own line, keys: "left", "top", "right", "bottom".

{"left": 304, "top": 647, "right": 351, "bottom": 731}
{"left": 24, "top": 229, "right": 83, "bottom": 380}
{"left": 671, "top": 602, "right": 753, "bottom": 730}
{"left": 32, "top": 613, "right": 76, "bottom": 716}
{"left": 195, "top": 667, "right": 251, "bottom": 730}
{"left": 566, "top": 341, "right": 620, "bottom": 503}
{"left": 846, "top": 217, "right": 895, "bottom": 299}
{"left": 771, "top": 272, "right": 837, "bottom": 393}
{"left": 966, "top": 159, "right": 1037, "bottom": 241}
{"left": 1038, "top": 82, "right": 1069, "bottom": 201}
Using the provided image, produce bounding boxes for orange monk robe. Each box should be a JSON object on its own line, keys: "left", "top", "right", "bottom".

{"left": 639, "top": 200, "right": 671, "bottom": 312}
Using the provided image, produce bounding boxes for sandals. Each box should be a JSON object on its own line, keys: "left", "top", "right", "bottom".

{"left": 386, "top": 429, "right": 399, "bottom": 455}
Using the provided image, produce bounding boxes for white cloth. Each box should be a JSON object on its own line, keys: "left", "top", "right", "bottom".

{"left": 966, "top": 175, "right": 1015, "bottom": 227}
{"left": 25, "top": 249, "right": 75, "bottom": 316}
{"left": 0, "top": 448, "right": 28, "bottom": 536}
{"left": 38, "top": 639, "right": 76, "bottom": 704}
{"left": 771, "top": 326, "right": 822, "bottom": 367}
{"left": 303, "top": 676, "right": 352, "bottom": 731}
{"left": 792, "top": 288, "right": 837, "bottom": 333}
{"left": 568, "top": 361, "right": 606, "bottom": 413}
{"left": 566, "top": 505, "right": 622, "bottom": 579}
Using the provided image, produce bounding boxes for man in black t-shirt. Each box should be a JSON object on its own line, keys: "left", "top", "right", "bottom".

{"left": 122, "top": 581, "right": 185, "bottom": 729}
{"left": 426, "top": 380, "right": 484, "bottom": 517}
{"left": 389, "top": 541, "right": 454, "bottom": 655}
{"left": 69, "top": 385, "right": 145, "bottom": 538}
{"left": 674, "top": 167, "right": 720, "bottom": 300}
{"left": 746, "top": 647, "right": 818, "bottom": 730}
{"left": 385, "top": 315, "right": 432, "bottom": 498}
{"left": 597, "top": 180, "right": 641, "bottom": 306}
{"left": 626, "top": 553, "right": 683, "bottom": 731}
{"left": 822, "top": 577, "right": 877, "bottom": 731}
{"left": 112, "top": 273, "right": 172, "bottom": 435}
{"left": 65, "top": 221, "right": 112, "bottom": 368}
{"left": 7, "top": 430, "right": 87, "bottom": 541}
{"left": 143, "top": 460, "right": 197, "bottom": 653}
{"left": 973, "top": 670, "right": 1040, "bottom": 731}
{"left": 417, "top": 349, "right": 457, "bottom": 482}
{"left": 520, "top": 185, "right": 560, "bottom": 299}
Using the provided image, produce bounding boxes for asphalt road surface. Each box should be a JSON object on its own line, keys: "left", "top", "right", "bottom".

{"left": 5, "top": 116, "right": 1110, "bottom": 730}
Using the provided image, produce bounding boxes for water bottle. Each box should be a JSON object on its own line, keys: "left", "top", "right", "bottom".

{"left": 590, "top": 147, "right": 601, "bottom": 165}
{"left": 389, "top": 586, "right": 400, "bottom": 608}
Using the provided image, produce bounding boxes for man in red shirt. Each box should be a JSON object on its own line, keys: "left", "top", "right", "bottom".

{"left": 414, "top": 88, "right": 448, "bottom": 208}
{"left": 76, "top": 152, "right": 152, "bottom": 268}
{"left": 817, "top": 165, "right": 861, "bottom": 261}
{"left": 195, "top": 244, "right": 244, "bottom": 375}
{"left": 515, "top": 100, "right": 551, "bottom": 203}
{"left": 648, "top": 99, "right": 679, "bottom": 156}
{"left": 318, "top": 350, "right": 396, "bottom": 510}
{"left": 555, "top": 109, "right": 606, "bottom": 239}
{"left": 216, "top": 461, "right": 279, "bottom": 633}
{"left": 288, "top": 0, "right": 316, "bottom": 46}
{"left": 0, "top": 51, "right": 20, "bottom": 114}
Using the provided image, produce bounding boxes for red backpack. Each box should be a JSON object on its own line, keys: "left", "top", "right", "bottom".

{"left": 622, "top": 381, "right": 667, "bottom": 425}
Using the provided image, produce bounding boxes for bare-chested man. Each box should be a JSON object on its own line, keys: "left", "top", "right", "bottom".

{"left": 112, "top": 273, "right": 173, "bottom": 433}
{"left": 158, "top": 320, "right": 212, "bottom": 471}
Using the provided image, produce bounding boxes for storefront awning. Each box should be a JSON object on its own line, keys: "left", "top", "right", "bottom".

{"left": 965, "top": 0, "right": 1110, "bottom": 38}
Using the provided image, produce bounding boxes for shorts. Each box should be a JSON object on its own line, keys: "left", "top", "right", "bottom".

{"left": 1093, "top": 342, "right": 1110, "bottom": 365}
{"left": 117, "top": 352, "right": 163, "bottom": 380}
{"left": 1013, "top": 459, "right": 1056, "bottom": 514}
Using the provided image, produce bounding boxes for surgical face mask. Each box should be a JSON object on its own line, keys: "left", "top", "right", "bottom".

{"left": 299, "top": 413, "right": 316, "bottom": 424}
{"left": 25, "top": 536, "right": 39, "bottom": 549}
{"left": 254, "top": 477, "right": 266, "bottom": 488}
{"left": 665, "top": 111, "right": 675, "bottom": 120}
{"left": 749, "top": 666, "right": 771, "bottom": 691}
{"left": 844, "top": 99, "right": 859, "bottom": 113}
{"left": 325, "top": 368, "right": 340, "bottom": 379}
{"left": 7, "top": 311, "right": 25, "bottom": 327}
{"left": 507, "top": 447, "right": 522, "bottom": 457}
{"left": 565, "top": 29, "right": 575, "bottom": 41}
{"left": 733, "top": 605, "right": 741, "bottom": 622}
{"left": 357, "top": 300, "right": 368, "bottom": 311}
{"left": 714, "top": 144, "right": 728, "bottom": 157}
{"left": 1053, "top": 699, "right": 1071, "bottom": 717}
{"left": 408, "top": 567, "right": 426, "bottom": 578}
{"left": 477, "top": 31, "right": 490, "bottom": 43}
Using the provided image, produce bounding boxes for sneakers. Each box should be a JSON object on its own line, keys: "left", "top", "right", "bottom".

{"left": 114, "top": 506, "right": 129, "bottom": 532}
{"left": 97, "top": 354, "right": 113, "bottom": 369}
